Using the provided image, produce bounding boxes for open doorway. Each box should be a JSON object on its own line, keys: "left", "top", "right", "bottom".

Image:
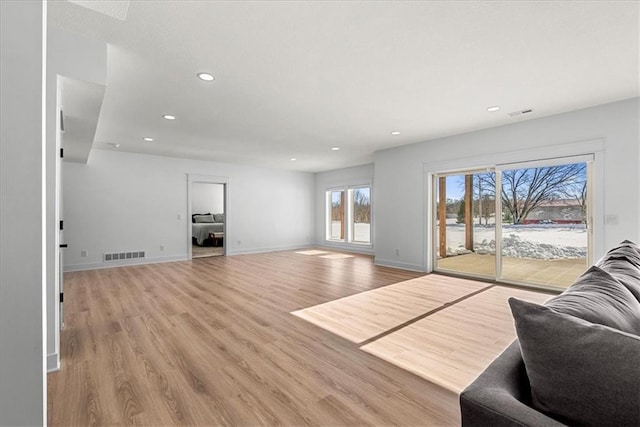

{"left": 191, "top": 182, "right": 225, "bottom": 258}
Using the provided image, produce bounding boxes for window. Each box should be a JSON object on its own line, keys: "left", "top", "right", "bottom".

{"left": 326, "top": 185, "right": 371, "bottom": 244}
{"left": 328, "top": 190, "right": 345, "bottom": 240}
{"left": 351, "top": 187, "right": 371, "bottom": 244}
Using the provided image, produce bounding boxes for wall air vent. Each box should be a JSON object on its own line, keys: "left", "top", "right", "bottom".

{"left": 104, "top": 251, "right": 145, "bottom": 262}
{"left": 508, "top": 108, "right": 534, "bottom": 117}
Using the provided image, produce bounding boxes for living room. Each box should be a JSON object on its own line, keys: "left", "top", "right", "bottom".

{"left": 1, "top": 1, "right": 639, "bottom": 426}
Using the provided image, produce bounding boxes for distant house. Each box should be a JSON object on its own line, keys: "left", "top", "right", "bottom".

{"left": 524, "top": 199, "right": 584, "bottom": 224}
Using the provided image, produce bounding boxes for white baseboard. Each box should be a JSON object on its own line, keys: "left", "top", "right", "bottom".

{"left": 315, "top": 242, "right": 374, "bottom": 255}
{"left": 227, "top": 243, "right": 313, "bottom": 256}
{"left": 47, "top": 352, "right": 59, "bottom": 373}
{"left": 64, "top": 246, "right": 319, "bottom": 271}
{"left": 374, "top": 258, "right": 425, "bottom": 272}
{"left": 64, "top": 254, "right": 188, "bottom": 272}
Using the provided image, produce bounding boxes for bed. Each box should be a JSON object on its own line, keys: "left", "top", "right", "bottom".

{"left": 192, "top": 213, "right": 224, "bottom": 246}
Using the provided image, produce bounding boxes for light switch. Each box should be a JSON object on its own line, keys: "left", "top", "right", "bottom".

{"left": 605, "top": 214, "right": 619, "bottom": 225}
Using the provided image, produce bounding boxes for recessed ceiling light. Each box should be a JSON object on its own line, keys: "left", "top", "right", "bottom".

{"left": 197, "top": 72, "right": 215, "bottom": 81}
{"left": 487, "top": 106, "right": 501, "bottom": 112}
{"left": 391, "top": 131, "right": 400, "bottom": 135}
{"left": 162, "top": 114, "right": 176, "bottom": 120}
{"left": 109, "top": 143, "right": 120, "bottom": 148}
{"left": 143, "top": 137, "right": 154, "bottom": 142}
{"left": 331, "top": 147, "right": 340, "bottom": 151}
{"left": 290, "top": 157, "right": 297, "bottom": 161}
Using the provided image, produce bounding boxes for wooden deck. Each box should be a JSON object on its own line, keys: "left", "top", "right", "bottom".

{"left": 437, "top": 253, "right": 587, "bottom": 288}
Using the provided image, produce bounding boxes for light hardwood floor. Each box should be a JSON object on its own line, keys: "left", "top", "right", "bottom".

{"left": 49, "top": 251, "right": 464, "bottom": 426}
{"left": 362, "top": 286, "right": 551, "bottom": 393}
{"left": 292, "top": 275, "right": 490, "bottom": 343}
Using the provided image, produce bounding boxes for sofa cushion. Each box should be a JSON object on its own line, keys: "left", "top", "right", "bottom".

{"left": 545, "top": 266, "right": 640, "bottom": 334}
{"left": 597, "top": 241, "right": 640, "bottom": 302}
{"left": 509, "top": 298, "right": 640, "bottom": 427}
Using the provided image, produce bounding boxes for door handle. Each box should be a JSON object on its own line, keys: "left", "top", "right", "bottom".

{"left": 60, "top": 244, "right": 68, "bottom": 248}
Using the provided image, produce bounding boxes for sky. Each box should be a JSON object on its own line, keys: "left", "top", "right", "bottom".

{"left": 441, "top": 163, "right": 587, "bottom": 201}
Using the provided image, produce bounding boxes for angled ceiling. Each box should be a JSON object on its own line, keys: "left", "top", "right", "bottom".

{"left": 59, "top": 76, "right": 106, "bottom": 163}
{"left": 48, "top": 1, "right": 639, "bottom": 172}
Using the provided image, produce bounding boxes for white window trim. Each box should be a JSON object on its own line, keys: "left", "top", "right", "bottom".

{"left": 324, "top": 182, "right": 373, "bottom": 247}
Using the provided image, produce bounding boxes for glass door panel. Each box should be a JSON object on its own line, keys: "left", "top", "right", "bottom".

{"left": 498, "top": 162, "right": 589, "bottom": 288}
{"left": 435, "top": 171, "right": 496, "bottom": 278}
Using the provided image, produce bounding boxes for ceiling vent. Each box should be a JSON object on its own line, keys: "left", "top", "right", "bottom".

{"left": 508, "top": 108, "right": 534, "bottom": 117}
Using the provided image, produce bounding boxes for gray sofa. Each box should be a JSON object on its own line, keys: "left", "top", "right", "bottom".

{"left": 460, "top": 240, "right": 640, "bottom": 426}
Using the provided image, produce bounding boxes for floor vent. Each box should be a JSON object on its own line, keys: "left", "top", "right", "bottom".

{"left": 104, "top": 251, "right": 145, "bottom": 262}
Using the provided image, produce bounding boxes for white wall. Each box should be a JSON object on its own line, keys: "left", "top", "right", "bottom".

{"left": 315, "top": 164, "right": 374, "bottom": 254}
{"left": 192, "top": 183, "right": 224, "bottom": 215}
{"left": 63, "top": 149, "right": 315, "bottom": 270}
{"left": 0, "top": 1, "right": 46, "bottom": 425}
{"left": 46, "top": 27, "right": 107, "bottom": 371}
{"left": 374, "top": 98, "right": 640, "bottom": 271}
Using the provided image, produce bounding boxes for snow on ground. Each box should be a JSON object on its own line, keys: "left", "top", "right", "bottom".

{"left": 330, "top": 220, "right": 587, "bottom": 260}
{"left": 442, "top": 224, "right": 587, "bottom": 259}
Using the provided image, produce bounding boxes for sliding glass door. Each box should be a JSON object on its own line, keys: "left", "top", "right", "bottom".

{"left": 434, "top": 156, "right": 592, "bottom": 290}
{"left": 435, "top": 170, "right": 497, "bottom": 279}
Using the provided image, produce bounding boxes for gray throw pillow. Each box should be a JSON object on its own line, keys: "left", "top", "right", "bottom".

{"left": 509, "top": 298, "right": 640, "bottom": 427}
{"left": 546, "top": 266, "right": 640, "bottom": 334}
{"left": 194, "top": 214, "right": 214, "bottom": 223}
{"left": 213, "top": 213, "right": 224, "bottom": 223}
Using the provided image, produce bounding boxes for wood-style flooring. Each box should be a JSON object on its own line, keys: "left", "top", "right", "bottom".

{"left": 48, "top": 250, "right": 463, "bottom": 426}
{"left": 292, "top": 275, "right": 490, "bottom": 343}
{"left": 362, "top": 285, "right": 551, "bottom": 393}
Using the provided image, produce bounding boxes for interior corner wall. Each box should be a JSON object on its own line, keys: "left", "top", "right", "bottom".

{"left": 314, "top": 164, "right": 375, "bottom": 254}
{"left": 192, "top": 183, "right": 224, "bottom": 215}
{"left": 46, "top": 26, "right": 107, "bottom": 372}
{"left": 374, "top": 97, "right": 640, "bottom": 271}
{"left": 63, "top": 149, "right": 315, "bottom": 270}
{"left": 0, "top": 1, "right": 46, "bottom": 425}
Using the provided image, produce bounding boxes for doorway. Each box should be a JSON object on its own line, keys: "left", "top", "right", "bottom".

{"left": 433, "top": 156, "right": 592, "bottom": 290}
{"left": 189, "top": 180, "right": 226, "bottom": 259}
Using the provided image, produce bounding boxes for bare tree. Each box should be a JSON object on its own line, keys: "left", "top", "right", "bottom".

{"left": 478, "top": 164, "right": 586, "bottom": 224}
{"left": 353, "top": 189, "right": 371, "bottom": 223}
{"left": 569, "top": 180, "right": 587, "bottom": 223}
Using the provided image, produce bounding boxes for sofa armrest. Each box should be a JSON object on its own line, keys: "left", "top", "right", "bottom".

{"left": 460, "top": 341, "right": 565, "bottom": 427}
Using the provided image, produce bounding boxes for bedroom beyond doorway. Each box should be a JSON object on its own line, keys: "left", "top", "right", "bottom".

{"left": 191, "top": 182, "right": 225, "bottom": 258}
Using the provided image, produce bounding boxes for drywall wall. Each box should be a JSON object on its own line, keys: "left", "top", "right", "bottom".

{"left": 374, "top": 98, "right": 640, "bottom": 271}
{"left": 315, "top": 164, "right": 374, "bottom": 254}
{"left": 192, "top": 183, "right": 224, "bottom": 215}
{"left": 0, "top": 1, "right": 46, "bottom": 424}
{"left": 63, "top": 149, "right": 314, "bottom": 270}
{"left": 46, "top": 27, "right": 107, "bottom": 371}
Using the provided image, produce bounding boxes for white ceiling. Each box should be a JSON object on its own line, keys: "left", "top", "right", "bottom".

{"left": 49, "top": 1, "right": 639, "bottom": 172}
{"left": 59, "top": 76, "right": 106, "bottom": 163}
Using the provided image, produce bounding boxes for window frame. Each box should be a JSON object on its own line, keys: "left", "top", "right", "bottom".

{"left": 325, "top": 183, "right": 372, "bottom": 246}
{"left": 349, "top": 185, "right": 372, "bottom": 245}
{"left": 326, "top": 188, "right": 346, "bottom": 242}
